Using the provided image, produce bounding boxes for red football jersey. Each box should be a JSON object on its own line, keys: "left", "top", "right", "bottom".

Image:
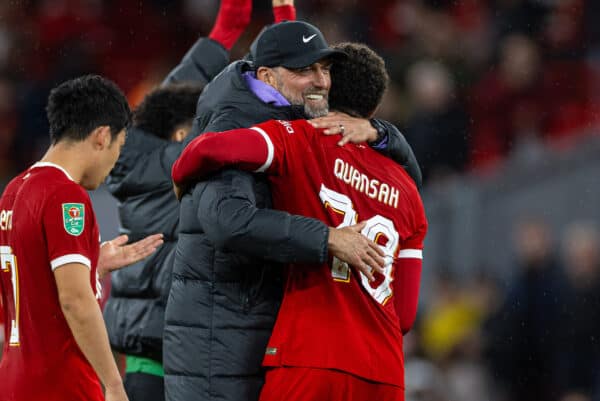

{"left": 255, "top": 120, "right": 426, "bottom": 388}
{"left": 173, "top": 119, "right": 427, "bottom": 388}
{"left": 0, "top": 162, "right": 103, "bottom": 401}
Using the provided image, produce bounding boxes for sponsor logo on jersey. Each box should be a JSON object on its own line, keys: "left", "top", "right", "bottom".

{"left": 62, "top": 203, "right": 85, "bottom": 236}
{"left": 276, "top": 120, "right": 295, "bottom": 134}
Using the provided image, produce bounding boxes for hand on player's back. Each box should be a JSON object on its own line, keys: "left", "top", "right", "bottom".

{"left": 327, "top": 221, "right": 385, "bottom": 282}
{"left": 309, "top": 111, "right": 378, "bottom": 146}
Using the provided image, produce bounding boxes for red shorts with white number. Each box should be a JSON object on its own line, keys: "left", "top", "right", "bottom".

{"left": 259, "top": 367, "right": 405, "bottom": 401}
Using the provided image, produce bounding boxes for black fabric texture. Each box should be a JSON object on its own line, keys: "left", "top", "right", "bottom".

{"left": 163, "top": 60, "right": 329, "bottom": 401}
{"left": 103, "top": 37, "right": 228, "bottom": 363}
{"left": 124, "top": 372, "right": 165, "bottom": 401}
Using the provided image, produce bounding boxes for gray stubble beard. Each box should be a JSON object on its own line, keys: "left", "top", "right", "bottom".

{"left": 273, "top": 71, "right": 329, "bottom": 118}
{"left": 304, "top": 103, "right": 329, "bottom": 118}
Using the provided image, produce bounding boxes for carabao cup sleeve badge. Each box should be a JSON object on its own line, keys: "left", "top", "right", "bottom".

{"left": 62, "top": 203, "right": 85, "bottom": 236}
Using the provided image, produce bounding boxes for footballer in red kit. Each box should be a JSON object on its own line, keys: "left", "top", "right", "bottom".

{"left": 0, "top": 75, "right": 151, "bottom": 401}
{"left": 172, "top": 116, "right": 427, "bottom": 400}
{"left": 0, "top": 163, "right": 104, "bottom": 401}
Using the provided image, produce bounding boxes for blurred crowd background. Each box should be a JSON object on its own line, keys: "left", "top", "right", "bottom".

{"left": 1, "top": 0, "right": 600, "bottom": 400}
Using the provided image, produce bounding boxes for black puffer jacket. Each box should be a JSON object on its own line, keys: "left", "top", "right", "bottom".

{"left": 163, "top": 61, "right": 328, "bottom": 401}
{"left": 163, "top": 61, "right": 422, "bottom": 401}
{"left": 103, "top": 37, "right": 229, "bottom": 362}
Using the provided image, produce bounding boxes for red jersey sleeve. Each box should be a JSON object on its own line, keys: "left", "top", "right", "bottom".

{"left": 393, "top": 197, "right": 427, "bottom": 334}
{"left": 252, "top": 119, "right": 308, "bottom": 176}
{"left": 42, "top": 184, "right": 98, "bottom": 271}
{"left": 171, "top": 120, "right": 296, "bottom": 184}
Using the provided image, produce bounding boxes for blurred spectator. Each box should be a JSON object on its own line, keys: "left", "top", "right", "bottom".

{"left": 554, "top": 222, "right": 600, "bottom": 399}
{"left": 404, "top": 327, "right": 447, "bottom": 401}
{"left": 541, "top": 0, "right": 585, "bottom": 59}
{"left": 404, "top": 60, "right": 469, "bottom": 183}
{"left": 445, "top": 273, "right": 501, "bottom": 401}
{"left": 585, "top": 0, "right": 600, "bottom": 60}
{"left": 469, "top": 32, "right": 592, "bottom": 170}
{"left": 419, "top": 271, "right": 496, "bottom": 401}
{"left": 485, "top": 217, "right": 563, "bottom": 401}
{"left": 491, "top": 0, "right": 548, "bottom": 41}
{"left": 420, "top": 272, "right": 483, "bottom": 361}
{"left": 469, "top": 34, "right": 547, "bottom": 169}
{"left": 0, "top": 78, "right": 18, "bottom": 187}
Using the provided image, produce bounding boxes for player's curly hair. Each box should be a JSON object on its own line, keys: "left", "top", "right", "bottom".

{"left": 46, "top": 74, "right": 131, "bottom": 144}
{"left": 133, "top": 83, "right": 204, "bottom": 140}
{"left": 329, "top": 43, "right": 389, "bottom": 118}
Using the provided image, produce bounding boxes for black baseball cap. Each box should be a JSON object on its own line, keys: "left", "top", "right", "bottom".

{"left": 250, "top": 21, "right": 346, "bottom": 69}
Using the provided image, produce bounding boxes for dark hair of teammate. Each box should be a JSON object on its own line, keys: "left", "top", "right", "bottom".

{"left": 133, "top": 84, "right": 204, "bottom": 140}
{"left": 329, "top": 42, "right": 389, "bottom": 118}
{"left": 46, "top": 74, "right": 131, "bottom": 144}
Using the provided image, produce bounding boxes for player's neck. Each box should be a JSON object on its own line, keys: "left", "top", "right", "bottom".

{"left": 39, "top": 142, "right": 92, "bottom": 185}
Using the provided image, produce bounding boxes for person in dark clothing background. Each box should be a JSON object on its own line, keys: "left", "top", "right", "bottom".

{"left": 104, "top": 83, "right": 202, "bottom": 401}
{"left": 484, "top": 217, "right": 563, "bottom": 401}
{"left": 403, "top": 60, "right": 469, "bottom": 183}
{"left": 163, "top": 19, "right": 423, "bottom": 401}
{"left": 555, "top": 222, "right": 600, "bottom": 401}
{"left": 131, "top": 85, "right": 203, "bottom": 143}
{"left": 102, "top": 0, "right": 264, "bottom": 400}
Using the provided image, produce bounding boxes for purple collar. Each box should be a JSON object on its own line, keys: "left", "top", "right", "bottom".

{"left": 243, "top": 72, "right": 290, "bottom": 107}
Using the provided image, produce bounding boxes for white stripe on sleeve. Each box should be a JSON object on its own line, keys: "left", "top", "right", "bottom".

{"left": 250, "top": 127, "right": 274, "bottom": 173}
{"left": 51, "top": 254, "right": 91, "bottom": 271}
{"left": 398, "top": 249, "right": 423, "bottom": 259}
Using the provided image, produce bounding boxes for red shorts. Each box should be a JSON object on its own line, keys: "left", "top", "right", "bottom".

{"left": 259, "top": 367, "right": 405, "bottom": 401}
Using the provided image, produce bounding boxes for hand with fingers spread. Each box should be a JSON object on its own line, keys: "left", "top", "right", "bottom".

{"left": 327, "top": 221, "right": 386, "bottom": 282}
{"left": 309, "top": 111, "right": 379, "bottom": 146}
{"left": 98, "top": 233, "right": 164, "bottom": 277}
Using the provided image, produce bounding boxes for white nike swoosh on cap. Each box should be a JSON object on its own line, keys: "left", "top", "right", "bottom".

{"left": 302, "top": 34, "right": 317, "bottom": 43}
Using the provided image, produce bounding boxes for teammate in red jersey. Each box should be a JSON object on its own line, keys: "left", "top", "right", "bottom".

{"left": 0, "top": 75, "right": 161, "bottom": 401}
{"left": 172, "top": 43, "right": 427, "bottom": 401}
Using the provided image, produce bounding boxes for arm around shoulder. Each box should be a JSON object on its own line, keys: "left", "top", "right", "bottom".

{"left": 371, "top": 119, "right": 422, "bottom": 189}
{"left": 194, "top": 170, "right": 329, "bottom": 264}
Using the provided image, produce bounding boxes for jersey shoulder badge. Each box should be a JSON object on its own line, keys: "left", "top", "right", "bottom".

{"left": 62, "top": 203, "right": 85, "bottom": 236}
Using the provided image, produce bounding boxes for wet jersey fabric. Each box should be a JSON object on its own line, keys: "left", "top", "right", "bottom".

{"left": 0, "top": 162, "right": 102, "bottom": 401}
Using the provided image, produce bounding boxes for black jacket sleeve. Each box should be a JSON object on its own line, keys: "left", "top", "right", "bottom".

{"left": 161, "top": 38, "right": 229, "bottom": 86}
{"left": 194, "top": 169, "right": 329, "bottom": 264}
{"left": 371, "top": 118, "right": 423, "bottom": 189}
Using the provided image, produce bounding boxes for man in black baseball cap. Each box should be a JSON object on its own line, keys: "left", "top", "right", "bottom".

{"left": 249, "top": 20, "right": 346, "bottom": 118}
{"left": 251, "top": 20, "right": 345, "bottom": 69}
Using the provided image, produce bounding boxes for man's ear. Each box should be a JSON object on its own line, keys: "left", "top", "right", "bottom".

{"left": 256, "top": 66, "right": 276, "bottom": 87}
{"left": 90, "top": 126, "right": 112, "bottom": 149}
